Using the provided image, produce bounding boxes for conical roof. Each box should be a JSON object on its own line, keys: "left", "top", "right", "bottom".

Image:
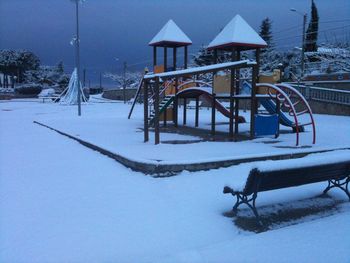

{"left": 208, "top": 15, "right": 267, "bottom": 50}
{"left": 149, "top": 19, "right": 192, "bottom": 47}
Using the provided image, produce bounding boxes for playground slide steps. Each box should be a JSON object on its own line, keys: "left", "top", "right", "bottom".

{"left": 149, "top": 95, "right": 174, "bottom": 124}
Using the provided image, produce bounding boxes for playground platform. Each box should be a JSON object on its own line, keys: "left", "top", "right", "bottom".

{"left": 32, "top": 101, "right": 350, "bottom": 176}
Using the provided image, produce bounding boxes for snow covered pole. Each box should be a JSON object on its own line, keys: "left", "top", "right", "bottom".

{"left": 290, "top": 8, "right": 307, "bottom": 79}
{"left": 301, "top": 13, "right": 307, "bottom": 78}
{"left": 75, "top": 0, "right": 81, "bottom": 116}
{"left": 72, "top": 0, "right": 84, "bottom": 116}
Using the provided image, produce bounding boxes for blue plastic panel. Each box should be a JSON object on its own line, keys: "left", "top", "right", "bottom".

{"left": 254, "top": 114, "right": 279, "bottom": 136}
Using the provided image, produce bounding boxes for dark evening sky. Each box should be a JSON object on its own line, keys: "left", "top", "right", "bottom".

{"left": 1, "top": 0, "right": 349, "bottom": 83}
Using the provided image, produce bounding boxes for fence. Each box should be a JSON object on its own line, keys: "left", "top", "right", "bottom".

{"left": 290, "top": 84, "right": 350, "bottom": 106}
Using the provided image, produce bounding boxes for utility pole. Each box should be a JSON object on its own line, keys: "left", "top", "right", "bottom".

{"left": 99, "top": 72, "right": 102, "bottom": 90}
{"left": 123, "top": 61, "right": 127, "bottom": 104}
{"left": 290, "top": 8, "right": 307, "bottom": 79}
{"left": 83, "top": 68, "right": 86, "bottom": 87}
{"left": 301, "top": 13, "right": 307, "bottom": 78}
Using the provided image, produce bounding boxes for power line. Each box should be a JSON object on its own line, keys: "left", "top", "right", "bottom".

{"left": 273, "top": 24, "right": 350, "bottom": 42}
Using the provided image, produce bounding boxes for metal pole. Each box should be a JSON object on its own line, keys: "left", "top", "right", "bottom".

{"left": 83, "top": 68, "right": 86, "bottom": 87}
{"left": 301, "top": 14, "right": 307, "bottom": 78}
{"left": 99, "top": 72, "right": 102, "bottom": 89}
{"left": 75, "top": 0, "right": 81, "bottom": 116}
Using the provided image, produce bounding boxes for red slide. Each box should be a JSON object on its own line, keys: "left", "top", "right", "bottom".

{"left": 200, "top": 92, "right": 246, "bottom": 123}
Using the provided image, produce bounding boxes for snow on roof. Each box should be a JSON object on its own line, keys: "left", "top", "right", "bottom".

{"left": 149, "top": 19, "right": 192, "bottom": 47}
{"left": 208, "top": 14, "right": 267, "bottom": 50}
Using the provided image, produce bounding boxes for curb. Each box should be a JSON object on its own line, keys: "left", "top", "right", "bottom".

{"left": 34, "top": 121, "right": 350, "bottom": 177}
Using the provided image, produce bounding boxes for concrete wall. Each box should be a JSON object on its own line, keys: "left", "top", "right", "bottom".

{"left": 102, "top": 88, "right": 137, "bottom": 101}
{"left": 307, "top": 100, "right": 350, "bottom": 116}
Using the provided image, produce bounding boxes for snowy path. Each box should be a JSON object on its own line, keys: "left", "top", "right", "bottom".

{"left": 0, "top": 101, "right": 349, "bottom": 262}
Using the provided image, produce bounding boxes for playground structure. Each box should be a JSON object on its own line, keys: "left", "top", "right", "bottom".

{"left": 129, "top": 15, "right": 316, "bottom": 146}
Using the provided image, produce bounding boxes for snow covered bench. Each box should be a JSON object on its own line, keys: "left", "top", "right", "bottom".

{"left": 223, "top": 150, "right": 350, "bottom": 224}
{"left": 39, "top": 96, "right": 60, "bottom": 103}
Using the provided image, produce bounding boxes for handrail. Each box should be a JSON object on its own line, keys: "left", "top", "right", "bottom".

{"left": 277, "top": 83, "right": 316, "bottom": 145}
{"left": 257, "top": 83, "right": 300, "bottom": 146}
{"left": 148, "top": 80, "right": 174, "bottom": 106}
{"left": 177, "top": 80, "right": 211, "bottom": 90}
{"left": 128, "top": 76, "right": 144, "bottom": 119}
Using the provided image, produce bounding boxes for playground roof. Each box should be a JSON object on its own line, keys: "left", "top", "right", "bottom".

{"left": 149, "top": 19, "right": 192, "bottom": 47}
{"left": 208, "top": 15, "right": 267, "bottom": 51}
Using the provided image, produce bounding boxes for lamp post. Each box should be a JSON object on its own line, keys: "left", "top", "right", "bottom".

{"left": 71, "top": 0, "right": 85, "bottom": 116}
{"left": 290, "top": 8, "right": 307, "bottom": 79}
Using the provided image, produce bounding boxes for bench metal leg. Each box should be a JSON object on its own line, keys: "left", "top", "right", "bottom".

{"left": 224, "top": 188, "right": 262, "bottom": 225}
{"left": 323, "top": 176, "right": 350, "bottom": 200}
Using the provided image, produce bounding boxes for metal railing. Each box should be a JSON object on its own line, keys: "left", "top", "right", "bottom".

{"left": 289, "top": 84, "right": 350, "bottom": 106}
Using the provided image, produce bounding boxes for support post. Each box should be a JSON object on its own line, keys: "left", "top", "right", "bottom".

{"left": 184, "top": 46, "right": 188, "bottom": 69}
{"left": 144, "top": 80, "right": 149, "bottom": 142}
{"left": 154, "top": 77, "right": 160, "bottom": 144}
{"left": 183, "top": 98, "right": 187, "bottom": 125}
{"left": 153, "top": 46, "right": 157, "bottom": 67}
{"left": 211, "top": 93, "right": 216, "bottom": 136}
{"left": 164, "top": 47, "right": 167, "bottom": 72}
{"left": 163, "top": 106, "right": 167, "bottom": 127}
{"left": 255, "top": 48, "right": 261, "bottom": 84}
{"left": 195, "top": 97, "right": 199, "bottom": 127}
{"left": 174, "top": 78, "right": 179, "bottom": 127}
{"left": 250, "top": 65, "right": 258, "bottom": 139}
{"left": 229, "top": 49, "right": 236, "bottom": 139}
{"left": 173, "top": 47, "right": 177, "bottom": 70}
{"left": 214, "top": 49, "right": 218, "bottom": 64}
{"left": 234, "top": 50, "right": 241, "bottom": 136}
{"left": 276, "top": 97, "right": 280, "bottom": 138}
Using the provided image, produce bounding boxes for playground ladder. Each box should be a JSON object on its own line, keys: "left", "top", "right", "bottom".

{"left": 148, "top": 95, "right": 175, "bottom": 125}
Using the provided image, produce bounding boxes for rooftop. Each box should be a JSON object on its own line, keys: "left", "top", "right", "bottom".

{"left": 149, "top": 19, "right": 192, "bottom": 47}
{"left": 208, "top": 14, "right": 267, "bottom": 50}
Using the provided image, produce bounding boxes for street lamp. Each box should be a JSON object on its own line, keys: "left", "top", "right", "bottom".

{"left": 71, "top": 0, "right": 85, "bottom": 116}
{"left": 290, "top": 8, "right": 307, "bottom": 79}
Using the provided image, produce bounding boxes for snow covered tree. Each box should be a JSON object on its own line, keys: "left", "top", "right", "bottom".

{"left": 104, "top": 71, "right": 143, "bottom": 89}
{"left": 258, "top": 17, "right": 279, "bottom": 73}
{"left": 305, "top": 0, "right": 319, "bottom": 52}
{"left": 259, "top": 17, "right": 274, "bottom": 51}
{"left": 192, "top": 46, "right": 215, "bottom": 67}
{"left": 0, "top": 49, "right": 40, "bottom": 86}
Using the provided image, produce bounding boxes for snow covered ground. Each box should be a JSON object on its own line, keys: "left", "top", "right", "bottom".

{"left": 28, "top": 97, "right": 350, "bottom": 165}
{"left": 0, "top": 99, "right": 349, "bottom": 263}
